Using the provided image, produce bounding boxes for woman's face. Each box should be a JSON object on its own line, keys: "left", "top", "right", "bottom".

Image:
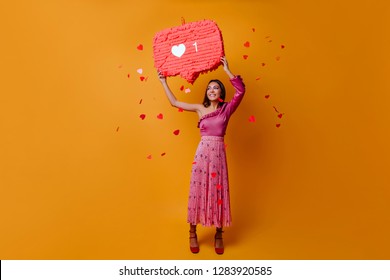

{"left": 206, "top": 82, "right": 222, "bottom": 102}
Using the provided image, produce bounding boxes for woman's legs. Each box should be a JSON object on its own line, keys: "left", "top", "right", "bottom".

{"left": 188, "top": 224, "right": 225, "bottom": 254}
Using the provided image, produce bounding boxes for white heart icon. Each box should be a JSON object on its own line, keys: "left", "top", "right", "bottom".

{"left": 171, "top": 44, "right": 186, "bottom": 58}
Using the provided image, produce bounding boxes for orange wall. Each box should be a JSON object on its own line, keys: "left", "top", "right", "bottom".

{"left": 1, "top": 0, "right": 389, "bottom": 259}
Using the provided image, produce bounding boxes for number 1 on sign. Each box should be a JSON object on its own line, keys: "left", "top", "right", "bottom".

{"left": 193, "top": 42, "right": 198, "bottom": 52}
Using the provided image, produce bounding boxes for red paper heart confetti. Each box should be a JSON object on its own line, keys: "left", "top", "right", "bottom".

{"left": 180, "top": 85, "right": 184, "bottom": 91}
{"left": 161, "top": 152, "right": 166, "bottom": 156}
{"left": 278, "top": 113, "right": 283, "bottom": 119}
{"left": 178, "top": 108, "right": 184, "bottom": 112}
{"left": 273, "top": 106, "right": 280, "bottom": 113}
{"left": 265, "top": 95, "right": 270, "bottom": 99}
{"left": 244, "top": 41, "right": 250, "bottom": 48}
{"left": 261, "top": 63, "right": 266, "bottom": 67}
{"left": 243, "top": 55, "right": 248, "bottom": 60}
{"left": 139, "top": 99, "right": 143, "bottom": 104}
{"left": 276, "top": 123, "right": 281, "bottom": 128}
{"left": 157, "top": 113, "right": 163, "bottom": 119}
{"left": 276, "top": 56, "right": 281, "bottom": 61}
{"left": 192, "top": 161, "right": 197, "bottom": 165}
{"left": 252, "top": 28, "right": 256, "bottom": 32}
{"left": 140, "top": 76, "right": 146, "bottom": 81}
{"left": 256, "top": 77, "right": 261, "bottom": 81}
{"left": 281, "top": 44, "right": 285, "bottom": 49}
{"left": 249, "top": 115, "right": 256, "bottom": 122}
{"left": 218, "top": 199, "right": 223, "bottom": 205}
{"left": 173, "top": 129, "right": 180, "bottom": 135}
{"left": 127, "top": 74, "right": 130, "bottom": 78}
{"left": 137, "top": 44, "right": 143, "bottom": 51}
{"left": 139, "top": 114, "right": 146, "bottom": 120}
{"left": 147, "top": 154, "right": 152, "bottom": 159}
{"left": 211, "top": 172, "right": 217, "bottom": 178}
{"left": 116, "top": 126, "right": 120, "bottom": 132}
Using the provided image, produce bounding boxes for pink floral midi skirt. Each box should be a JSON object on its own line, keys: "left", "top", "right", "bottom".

{"left": 187, "top": 136, "right": 232, "bottom": 227}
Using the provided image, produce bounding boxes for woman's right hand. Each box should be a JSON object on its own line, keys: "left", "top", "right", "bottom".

{"left": 158, "top": 71, "right": 166, "bottom": 83}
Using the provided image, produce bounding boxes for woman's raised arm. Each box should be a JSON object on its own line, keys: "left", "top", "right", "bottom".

{"left": 158, "top": 72, "right": 203, "bottom": 112}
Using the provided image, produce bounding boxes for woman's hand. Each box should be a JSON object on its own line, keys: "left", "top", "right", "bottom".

{"left": 221, "top": 56, "right": 229, "bottom": 72}
{"left": 221, "top": 56, "right": 235, "bottom": 79}
{"left": 157, "top": 71, "right": 166, "bottom": 83}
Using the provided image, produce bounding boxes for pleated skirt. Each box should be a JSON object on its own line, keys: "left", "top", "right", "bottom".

{"left": 187, "top": 136, "right": 232, "bottom": 227}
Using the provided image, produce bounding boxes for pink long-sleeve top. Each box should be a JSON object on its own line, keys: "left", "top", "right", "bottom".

{"left": 198, "top": 76, "right": 246, "bottom": 137}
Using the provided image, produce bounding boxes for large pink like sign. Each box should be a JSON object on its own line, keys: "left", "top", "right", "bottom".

{"left": 153, "top": 20, "right": 225, "bottom": 84}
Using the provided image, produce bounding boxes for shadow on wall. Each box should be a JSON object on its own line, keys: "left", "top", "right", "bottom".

{"left": 225, "top": 80, "right": 276, "bottom": 244}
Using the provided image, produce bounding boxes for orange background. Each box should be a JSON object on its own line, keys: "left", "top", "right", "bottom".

{"left": 1, "top": 0, "right": 389, "bottom": 259}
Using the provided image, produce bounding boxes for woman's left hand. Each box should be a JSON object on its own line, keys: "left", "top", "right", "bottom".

{"left": 221, "top": 56, "right": 229, "bottom": 72}
{"left": 221, "top": 56, "right": 235, "bottom": 78}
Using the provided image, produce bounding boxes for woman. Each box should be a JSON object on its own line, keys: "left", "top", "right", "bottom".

{"left": 158, "top": 57, "right": 245, "bottom": 254}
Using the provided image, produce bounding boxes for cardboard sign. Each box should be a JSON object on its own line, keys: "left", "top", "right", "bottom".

{"left": 153, "top": 20, "right": 225, "bottom": 84}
